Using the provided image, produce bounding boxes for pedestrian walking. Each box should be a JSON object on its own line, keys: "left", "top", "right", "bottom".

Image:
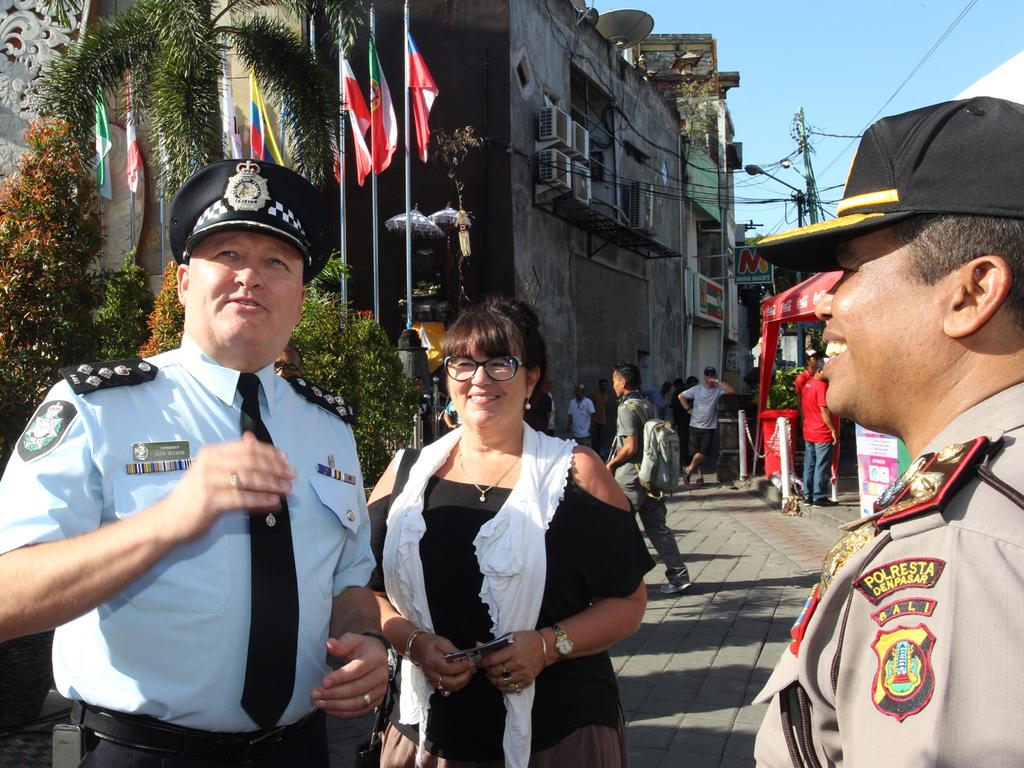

{"left": 678, "top": 366, "right": 735, "bottom": 485}
{"left": 566, "top": 383, "right": 596, "bottom": 446}
{"left": 607, "top": 361, "right": 691, "bottom": 594}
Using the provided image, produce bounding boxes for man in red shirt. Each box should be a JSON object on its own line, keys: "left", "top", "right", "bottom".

{"left": 794, "top": 348, "right": 822, "bottom": 396}
{"left": 799, "top": 367, "right": 838, "bottom": 506}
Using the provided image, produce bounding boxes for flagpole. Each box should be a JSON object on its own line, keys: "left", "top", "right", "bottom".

{"left": 221, "top": 35, "right": 230, "bottom": 159}
{"left": 403, "top": 0, "right": 412, "bottom": 330}
{"left": 370, "top": 5, "right": 380, "bottom": 323}
{"left": 337, "top": 22, "right": 348, "bottom": 322}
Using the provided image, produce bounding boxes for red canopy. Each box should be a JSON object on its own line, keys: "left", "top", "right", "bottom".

{"left": 755, "top": 271, "right": 843, "bottom": 478}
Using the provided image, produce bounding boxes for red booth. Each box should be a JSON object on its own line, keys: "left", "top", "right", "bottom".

{"left": 757, "top": 271, "right": 843, "bottom": 480}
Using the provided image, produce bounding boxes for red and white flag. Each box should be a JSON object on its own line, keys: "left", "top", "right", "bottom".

{"left": 368, "top": 37, "right": 397, "bottom": 175}
{"left": 125, "top": 78, "right": 142, "bottom": 194}
{"left": 407, "top": 34, "right": 438, "bottom": 163}
{"left": 340, "top": 56, "right": 373, "bottom": 186}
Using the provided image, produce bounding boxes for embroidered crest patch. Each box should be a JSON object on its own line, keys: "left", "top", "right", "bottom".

{"left": 871, "top": 624, "right": 936, "bottom": 720}
{"left": 18, "top": 400, "right": 77, "bottom": 462}
{"left": 871, "top": 598, "right": 937, "bottom": 626}
{"left": 854, "top": 558, "right": 945, "bottom": 604}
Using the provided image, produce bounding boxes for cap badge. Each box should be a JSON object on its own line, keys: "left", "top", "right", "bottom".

{"left": 225, "top": 161, "right": 270, "bottom": 212}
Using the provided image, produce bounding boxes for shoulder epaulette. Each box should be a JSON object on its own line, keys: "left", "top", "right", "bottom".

{"left": 874, "top": 436, "right": 994, "bottom": 528}
{"left": 59, "top": 359, "right": 159, "bottom": 395}
{"left": 285, "top": 375, "right": 354, "bottom": 423}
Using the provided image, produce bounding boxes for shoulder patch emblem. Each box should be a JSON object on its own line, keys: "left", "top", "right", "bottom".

{"left": 855, "top": 558, "right": 945, "bottom": 604}
{"left": 871, "top": 598, "right": 937, "bottom": 626}
{"left": 284, "top": 376, "right": 354, "bottom": 423}
{"left": 18, "top": 400, "right": 78, "bottom": 462}
{"left": 871, "top": 624, "right": 936, "bottom": 721}
{"left": 875, "top": 437, "right": 992, "bottom": 527}
{"left": 60, "top": 358, "right": 158, "bottom": 395}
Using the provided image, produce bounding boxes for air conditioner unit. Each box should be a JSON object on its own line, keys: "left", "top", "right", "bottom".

{"left": 570, "top": 121, "right": 589, "bottom": 161}
{"left": 538, "top": 105, "right": 572, "bottom": 148}
{"left": 537, "top": 148, "right": 571, "bottom": 191}
{"left": 628, "top": 181, "right": 655, "bottom": 233}
{"left": 571, "top": 162, "right": 591, "bottom": 205}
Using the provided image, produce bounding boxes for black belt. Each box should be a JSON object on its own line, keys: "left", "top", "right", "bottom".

{"left": 71, "top": 701, "right": 318, "bottom": 764}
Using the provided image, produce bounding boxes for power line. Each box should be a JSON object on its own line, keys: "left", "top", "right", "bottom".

{"left": 819, "top": 0, "right": 979, "bottom": 177}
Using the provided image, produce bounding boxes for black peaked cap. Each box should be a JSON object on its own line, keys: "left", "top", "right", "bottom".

{"left": 169, "top": 160, "right": 331, "bottom": 284}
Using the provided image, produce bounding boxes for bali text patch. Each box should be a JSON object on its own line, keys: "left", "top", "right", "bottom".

{"left": 870, "top": 598, "right": 937, "bottom": 626}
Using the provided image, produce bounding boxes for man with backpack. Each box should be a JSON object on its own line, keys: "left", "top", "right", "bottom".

{"left": 607, "top": 362, "right": 692, "bottom": 594}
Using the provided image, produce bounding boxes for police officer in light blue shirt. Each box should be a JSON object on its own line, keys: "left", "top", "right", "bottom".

{"left": 0, "top": 160, "right": 392, "bottom": 766}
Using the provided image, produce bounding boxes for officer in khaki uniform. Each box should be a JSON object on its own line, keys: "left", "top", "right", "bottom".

{"left": 751, "top": 97, "right": 1024, "bottom": 766}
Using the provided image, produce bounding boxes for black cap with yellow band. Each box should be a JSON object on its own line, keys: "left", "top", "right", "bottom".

{"left": 756, "top": 96, "right": 1024, "bottom": 272}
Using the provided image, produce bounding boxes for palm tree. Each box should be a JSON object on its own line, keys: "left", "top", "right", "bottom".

{"left": 40, "top": 0, "right": 364, "bottom": 191}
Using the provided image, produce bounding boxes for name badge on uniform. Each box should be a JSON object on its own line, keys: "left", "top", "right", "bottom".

{"left": 126, "top": 441, "right": 193, "bottom": 474}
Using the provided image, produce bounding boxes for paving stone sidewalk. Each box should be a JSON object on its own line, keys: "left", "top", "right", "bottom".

{"left": 0, "top": 480, "right": 855, "bottom": 768}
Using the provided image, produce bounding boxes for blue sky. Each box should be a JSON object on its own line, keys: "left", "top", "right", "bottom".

{"left": 629, "top": 0, "right": 1022, "bottom": 239}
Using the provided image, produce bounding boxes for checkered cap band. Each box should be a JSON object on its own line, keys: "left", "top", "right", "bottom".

{"left": 266, "top": 201, "right": 307, "bottom": 238}
{"left": 195, "top": 201, "right": 229, "bottom": 231}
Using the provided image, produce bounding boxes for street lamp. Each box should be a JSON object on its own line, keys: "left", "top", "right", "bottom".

{"left": 744, "top": 165, "right": 805, "bottom": 227}
{"left": 745, "top": 164, "right": 809, "bottom": 365}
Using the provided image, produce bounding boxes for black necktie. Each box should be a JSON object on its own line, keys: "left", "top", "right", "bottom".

{"left": 237, "top": 372, "right": 299, "bottom": 730}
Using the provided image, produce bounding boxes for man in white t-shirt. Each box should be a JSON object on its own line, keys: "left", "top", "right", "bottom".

{"left": 678, "top": 365, "right": 735, "bottom": 484}
{"left": 566, "top": 383, "right": 596, "bottom": 446}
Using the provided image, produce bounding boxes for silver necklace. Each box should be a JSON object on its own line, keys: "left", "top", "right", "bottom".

{"left": 458, "top": 450, "right": 522, "bottom": 502}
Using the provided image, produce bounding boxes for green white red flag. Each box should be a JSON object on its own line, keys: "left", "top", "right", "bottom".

{"left": 94, "top": 88, "right": 112, "bottom": 199}
{"left": 340, "top": 56, "right": 373, "bottom": 185}
{"left": 368, "top": 37, "right": 397, "bottom": 175}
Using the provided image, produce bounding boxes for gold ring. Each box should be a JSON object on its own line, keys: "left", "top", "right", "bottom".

{"left": 501, "top": 666, "right": 511, "bottom": 679}
{"left": 362, "top": 692, "right": 372, "bottom": 708}
{"left": 228, "top": 472, "right": 239, "bottom": 489}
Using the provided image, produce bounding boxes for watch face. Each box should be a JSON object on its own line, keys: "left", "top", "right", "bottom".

{"left": 556, "top": 634, "right": 572, "bottom": 655}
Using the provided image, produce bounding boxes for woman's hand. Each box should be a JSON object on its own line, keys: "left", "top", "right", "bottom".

{"left": 410, "top": 632, "right": 476, "bottom": 697}
{"left": 478, "top": 630, "right": 547, "bottom": 695}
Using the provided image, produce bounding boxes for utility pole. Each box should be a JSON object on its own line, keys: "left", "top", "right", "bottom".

{"left": 796, "top": 108, "right": 820, "bottom": 224}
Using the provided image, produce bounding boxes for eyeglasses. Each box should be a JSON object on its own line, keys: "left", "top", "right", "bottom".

{"left": 274, "top": 363, "right": 301, "bottom": 376}
{"left": 443, "top": 355, "right": 522, "bottom": 382}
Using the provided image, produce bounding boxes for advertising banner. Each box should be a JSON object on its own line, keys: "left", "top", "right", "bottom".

{"left": 855, "top": 426, "right": 911, "bottom": 516}
{"left": 734, "top": 246, "right": 773, "bottom": 285}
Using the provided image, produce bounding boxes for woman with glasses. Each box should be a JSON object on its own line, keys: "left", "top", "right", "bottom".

{"left": 366, "top": 296, "right": 653, "bottom": 768}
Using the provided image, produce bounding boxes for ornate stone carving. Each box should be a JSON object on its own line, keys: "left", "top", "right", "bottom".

{"left": 1, "top": 0, "right": 80, "bottom": 173}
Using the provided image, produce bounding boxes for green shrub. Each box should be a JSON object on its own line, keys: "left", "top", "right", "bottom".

{"left": 94, "top": 250, "right": 154, "bottom": 359}
{"left": 140, "top": 260, "right": 185, "bottom": 356}
{"left": 0, "top": 119, "right": 101, "bottom": 468}
{"left": 292, "top": 290, "right": 416, "bottom": 486}
{"left": 767, "top": 366, "right": 802, "bottom": 411}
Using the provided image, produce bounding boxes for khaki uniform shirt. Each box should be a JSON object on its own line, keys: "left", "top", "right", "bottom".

{"left": 754, "top": 382, "right": 1024, "bottom": 767}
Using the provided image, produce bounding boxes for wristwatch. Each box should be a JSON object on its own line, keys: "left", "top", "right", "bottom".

{"left": 362, "top": 631, "right": 398, "bottom": 680}
{"left": 551, "top": 624, "right": 573, "bottom": 659}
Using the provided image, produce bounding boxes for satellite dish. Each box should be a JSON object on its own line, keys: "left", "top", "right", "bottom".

{"left": 595, "top": 8, "right": 654, "bottom": 47}
{"left": 570, "top": 0, "right": 599, "bottom": 24}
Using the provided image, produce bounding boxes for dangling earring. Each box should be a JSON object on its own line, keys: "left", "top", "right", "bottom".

{"left": 525, "top": 399, "right": 532, "bottom": 410}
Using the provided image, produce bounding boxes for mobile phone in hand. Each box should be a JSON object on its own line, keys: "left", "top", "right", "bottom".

{"left": 443, "top": 632, "right": 515, "bottom": 663}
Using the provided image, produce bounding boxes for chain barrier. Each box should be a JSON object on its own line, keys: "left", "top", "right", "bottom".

{"left": 744, "top": 417, "right": 765, "bottom": 459}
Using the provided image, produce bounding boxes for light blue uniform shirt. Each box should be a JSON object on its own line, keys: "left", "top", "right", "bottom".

{"left": 0, "top": 335, "right": 374, "bottom": 731}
